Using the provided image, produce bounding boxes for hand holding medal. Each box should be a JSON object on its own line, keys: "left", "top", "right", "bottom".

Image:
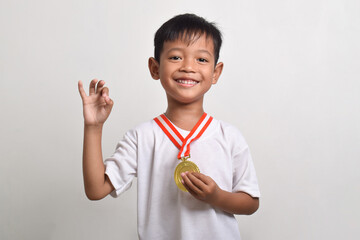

{"left": 180, "top": 171, "right": 221, "bottom": 204}
{"left": 154, "top": 113, "right": 213, "bottom": 192}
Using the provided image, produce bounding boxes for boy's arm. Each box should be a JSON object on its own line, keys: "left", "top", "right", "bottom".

{"left": 78, "top": 79, "right": 115, "bottom": 200}
{"left": 181, "top": 172, "right": 259, "bottom": 215}
{"left": 82, "top": 125, "right": 114, "bottom": 200}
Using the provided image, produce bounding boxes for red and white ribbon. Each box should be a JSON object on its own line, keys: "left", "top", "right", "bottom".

{"left": 154, "top": 113, "right": 213, "bottom": 159}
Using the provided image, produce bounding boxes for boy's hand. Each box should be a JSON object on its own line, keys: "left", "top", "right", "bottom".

{"left": 78, "top": 79, "right": 114, "bottom": 127}
{"left": 181, "top": 172, "right": 221, "bottom": 205}
{"left": 181, "top": 171, "right": 260, "bottom": 215}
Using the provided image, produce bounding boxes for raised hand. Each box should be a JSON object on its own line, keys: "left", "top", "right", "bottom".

{"left": 78, "top": 79, "right": 114, "bottom": 126}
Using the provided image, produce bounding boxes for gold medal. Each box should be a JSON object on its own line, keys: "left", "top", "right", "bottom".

{"left": 174, "top": 158, "right": 200, "bottom": 192}
{"left": 154, "top": 113, "right": 213, "bottom": 192}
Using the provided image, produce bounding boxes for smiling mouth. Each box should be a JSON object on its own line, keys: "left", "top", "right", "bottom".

{"left": 175, "top": 79, "right": 199, "bottom": 86}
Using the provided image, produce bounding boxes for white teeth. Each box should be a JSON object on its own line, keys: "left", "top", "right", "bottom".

{"left": 176, "top": 79, "right": 198, "bottom": 85}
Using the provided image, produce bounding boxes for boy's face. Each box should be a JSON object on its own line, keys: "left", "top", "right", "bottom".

{"left": 149, "top": 34, "right": 223, "bottom": 105}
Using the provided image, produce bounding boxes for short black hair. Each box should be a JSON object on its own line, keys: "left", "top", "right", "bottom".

{"left": 154, "top": 13, "right": 222, "bottom": 64}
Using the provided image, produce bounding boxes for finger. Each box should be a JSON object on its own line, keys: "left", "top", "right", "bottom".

{"left": 186, "top": 172, "right": 208, "bottom": 191}
{"left": 96, "top": 80, "right": 106, "bottom": 94}
{"left": 78, "top": 80, "right": 87, "bottom": 100}
{"left": 181, "top": 172, "right": 202, "bottom": 195}
{"left": 190, "top": 172, "right": 212, "bottom": 185}
{"left": 182, "top": 180, "right": 199, "bottom": 197}
{"left": 89, "top": 79, "right": 98, "bottom": 95}
{"left": 101, "top": 87, "right": 109, "bottom": 97}
{"left": 181, "top": 174, "right": 194, "bottom": 193}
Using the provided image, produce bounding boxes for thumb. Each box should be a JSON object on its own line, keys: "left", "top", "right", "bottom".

{"left": 101, "top": 87, "right": 113, "bottom": 106}
{"left": 105, "top": 97, "right": 113, "bottom": 106}
{"left": 104, "top": 97, "right": 114, "bottom": 112}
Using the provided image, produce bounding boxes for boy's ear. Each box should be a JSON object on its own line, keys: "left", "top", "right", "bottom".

{"left": 212, "top": 62, "right": 224, "bottom": 84}
{"left": 148, "top": 57, "right": 160, "bottom": 80}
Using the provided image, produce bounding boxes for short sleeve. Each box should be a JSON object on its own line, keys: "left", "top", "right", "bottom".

{"left": 104, "top": 129, "right": 138, "bottom": 197}
{"left": 232, "top": 145, "right": 261, "bottom": 198}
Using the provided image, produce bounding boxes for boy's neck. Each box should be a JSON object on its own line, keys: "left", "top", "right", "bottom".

{"left": 165, "top": 103, "right": 205, "bottom": 131}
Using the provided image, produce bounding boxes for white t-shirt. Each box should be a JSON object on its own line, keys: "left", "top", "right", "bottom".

{"left": 104, "top": 117, "right": 260, "bottom": 240}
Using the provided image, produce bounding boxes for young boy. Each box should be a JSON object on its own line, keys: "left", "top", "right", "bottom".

{"left": 78, "top": 13, "right": 260, "bottom": 239}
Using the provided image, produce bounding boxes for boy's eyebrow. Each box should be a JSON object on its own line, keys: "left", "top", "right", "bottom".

{"left": 197, "top": 49, "right": 213, "bottom": 56}
{"left": 166, "top": 47, "right": 183, "bottom": 53}
{"left": 166, "top": 48, "right": 213, "bottom": 56}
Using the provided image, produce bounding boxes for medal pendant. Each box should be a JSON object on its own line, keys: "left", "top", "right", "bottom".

{"left": 174, "top": 157, "right": 200, "bottom": 192}
{"left": 154, "top": 113, "right": 212, "bottom": 192}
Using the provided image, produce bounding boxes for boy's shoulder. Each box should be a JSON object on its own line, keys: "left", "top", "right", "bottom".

{"left": 124, "top": 119, "right": 155, "bottom": 136}
{"left": 123, "top": 118, "right": 164, "bottom": 139}
{"left": 133, "top": 119, "right": 155, "bottom": 130}
{"left": 212, "top": 118, "right": 249, "bottom": 146}
{"left": 213, "top": 117, "right": 244, "bottom": 134}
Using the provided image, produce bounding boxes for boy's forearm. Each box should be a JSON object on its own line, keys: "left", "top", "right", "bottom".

{"left": 82, "top": 124, "right": 112, "bottom": 200}
{"left": 211, "top": 190, "right": 259, "bottom": 215}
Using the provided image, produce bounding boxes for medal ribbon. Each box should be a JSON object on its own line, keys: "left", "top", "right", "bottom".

{"left": 154, "top": 113, "right": 213, "bottom": 159}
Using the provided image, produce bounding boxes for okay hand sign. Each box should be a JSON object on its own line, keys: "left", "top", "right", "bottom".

{"left": 78, "top": 79, "right": 114, "bottom": 126}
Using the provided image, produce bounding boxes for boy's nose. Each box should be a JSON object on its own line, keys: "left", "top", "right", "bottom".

{"left": 179, "top": 59, "right": 196, "bottom": 73}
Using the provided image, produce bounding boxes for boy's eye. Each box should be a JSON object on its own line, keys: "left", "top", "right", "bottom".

{"left": 197, "top": 58, "right": 208, "bottom": 63}
{"left": 169, "top": 56, "right": 181, "bottom": 60}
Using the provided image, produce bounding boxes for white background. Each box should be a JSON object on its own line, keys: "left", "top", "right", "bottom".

{"left": 1, "top": 0, "right": 359, "bottom": 239}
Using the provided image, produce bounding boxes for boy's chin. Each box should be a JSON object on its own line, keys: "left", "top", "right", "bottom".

{"left": 170, "top": 95, "right": 205, "bottom": 105}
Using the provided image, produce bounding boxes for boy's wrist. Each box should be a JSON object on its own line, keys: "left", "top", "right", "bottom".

{"left": 210, "top": 188, "right": 225, "bottom": 207}
{"left": 84, "top": 123, "right": 104, "bottom": 131}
